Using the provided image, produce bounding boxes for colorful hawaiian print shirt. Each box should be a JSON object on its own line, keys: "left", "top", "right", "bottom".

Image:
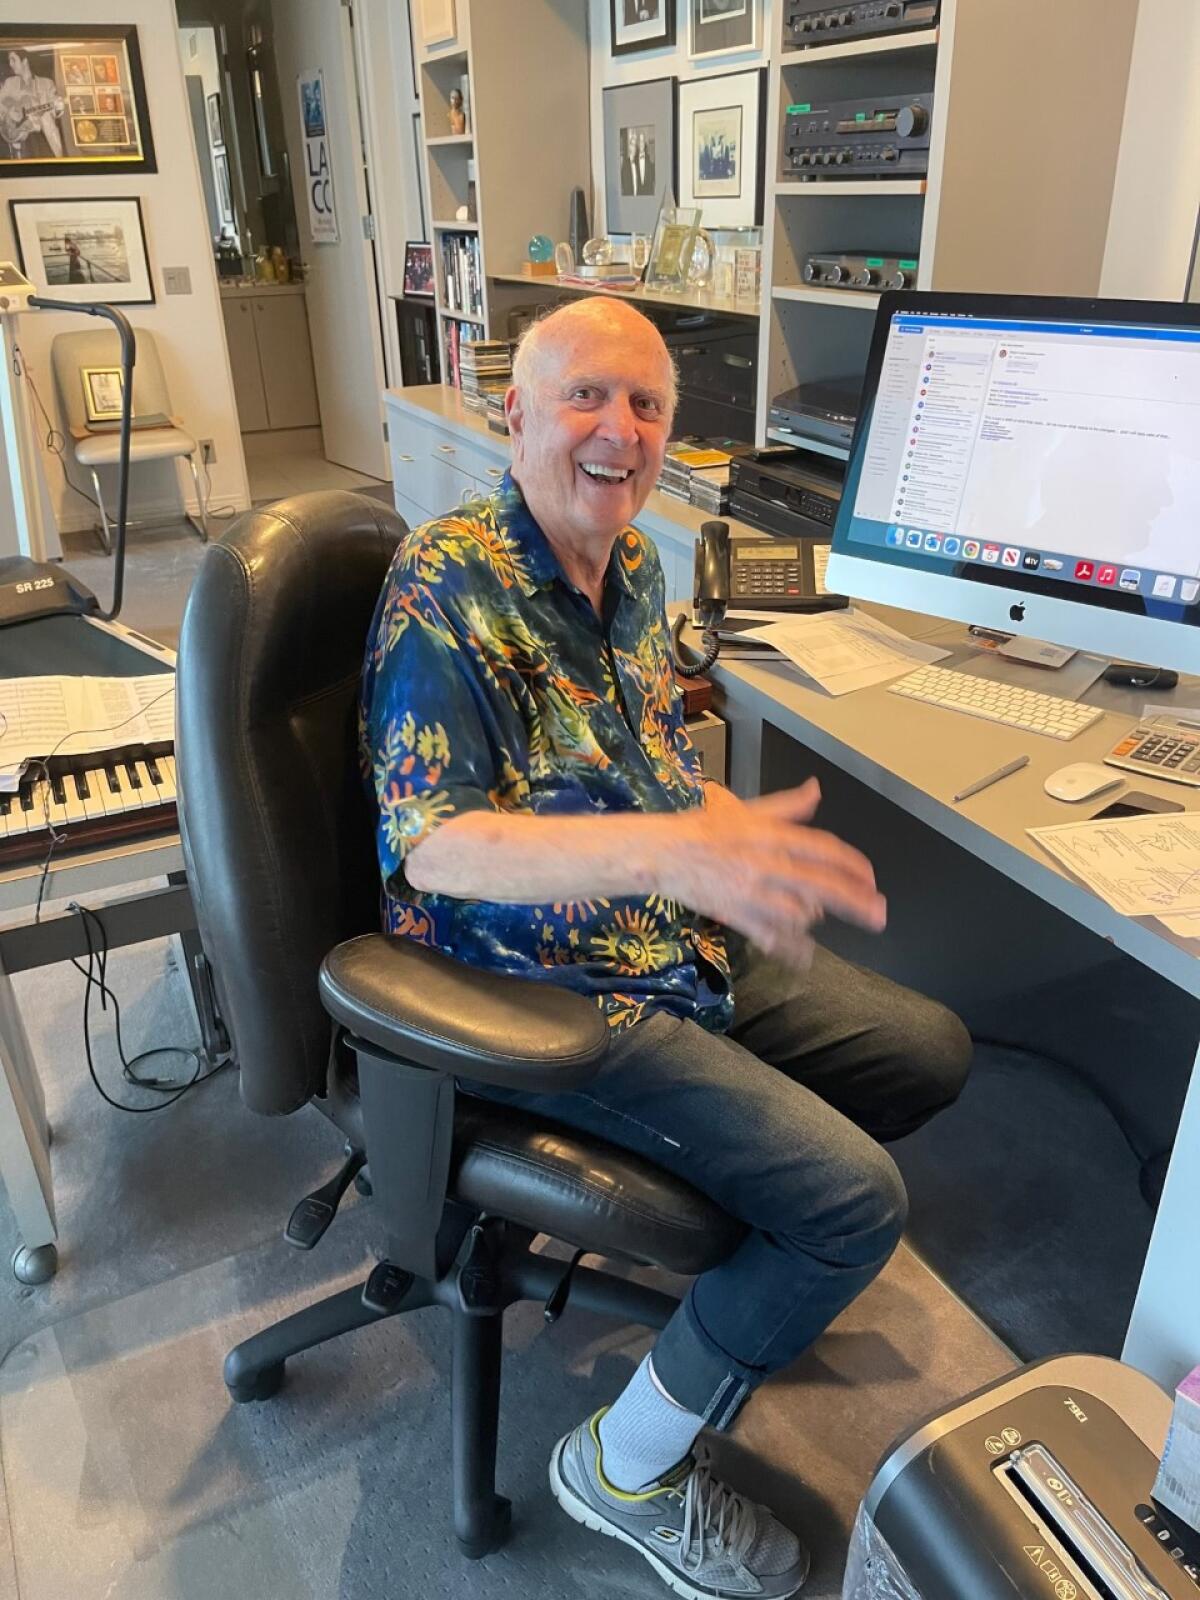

{"left": 359, "top": 472, "right": 733, "bottom": 1034}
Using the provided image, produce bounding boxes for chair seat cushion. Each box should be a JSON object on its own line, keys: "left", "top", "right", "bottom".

{"left": 327, "top": 1068, "right": 744, "bottom": 1278}
{"left": 74, "top": 426, "right": 196, "bottom": 466}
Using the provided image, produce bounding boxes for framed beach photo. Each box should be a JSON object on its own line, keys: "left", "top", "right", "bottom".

{"left": 609, "top": 0, "right": 675, "bottom": 57}
{"left": 676, "top": 68, "right": 765, "bottom": 227}
{"left": 0, "top": 23, "right": 155, "bottom": 177}
{"left": 9, "top": 193, "right": 154, "bottom": 305}
{"left": 688, "top": 0, "right": 760, "bottom": 60}
{"left": 602, "top": 76, "right": 675, "bottom": 237}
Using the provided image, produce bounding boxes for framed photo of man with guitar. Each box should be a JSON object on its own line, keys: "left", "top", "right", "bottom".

{"left": 0, "top": 24, "right": 155, "bottom": 178}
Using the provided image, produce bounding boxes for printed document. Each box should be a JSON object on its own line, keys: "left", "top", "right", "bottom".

{"left": 0, "top": 674, "right": 175, "bottom": 788}
{"left": 743, "top": 609, "right": 949, "bottom": 696}
{"left": 1029, "top": 812, "right": 1200, "bottom": 917}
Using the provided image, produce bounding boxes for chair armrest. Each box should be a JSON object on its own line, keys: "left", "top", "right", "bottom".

{"left": 319, "top": 934, "right": 610, "bottom": 1092}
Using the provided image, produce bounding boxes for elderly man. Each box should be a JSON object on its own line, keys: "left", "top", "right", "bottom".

{"left": 360, "top": 299, "right": 970, "bottom": 1598}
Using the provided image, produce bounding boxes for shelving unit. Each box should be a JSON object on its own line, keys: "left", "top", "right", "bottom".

{"left": 488, "top": 272, "right": 759, "bottom": 322}
{"left": 412, "top": 0, "right": 590, "bottom": 388}
{"left": 755, "top": 0, "right": 1145, "bottom": 445}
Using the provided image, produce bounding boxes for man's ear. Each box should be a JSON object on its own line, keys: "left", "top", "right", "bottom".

{"left": 504, "top": 385, "right": 524, "bottom": 455}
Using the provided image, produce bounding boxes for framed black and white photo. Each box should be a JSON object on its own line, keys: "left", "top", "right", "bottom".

{"left": 677, "top": 68, "right": 765, "bottom": 227}
{"left": 214, "top": 149, "right": 233, "bottom": 223}
{"left": 609, "top": 0, "right": 675, "bottom": 57}
{"left": 403, "top": 240, "right": 434, "bottom": 297}
{"left": 9, "top": 194, "right": 154, "bottom": 304}
{"left": 602, "top": 77, "right": 674, "bottom": 237}
{"left": 688, "top": 0, "right": 760, "bottom": 60}
{"left": 205, "top": 89, "right": 223, "bottom": 148}
{"left": 0, "top": 24, "right": 155, "bottom": 178}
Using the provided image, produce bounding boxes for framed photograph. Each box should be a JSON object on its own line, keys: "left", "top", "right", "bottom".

{"left": 403, "top": 240, "right": 434, "bottom": 297}
{"left": 602, "top": 77, "right": 675, "bottom": 237}
{"left": 205, "top": 90, "right": 223, "bottom": 148}
{"left": 688, "top": 0, "right": 760, "bottom": 59}
{"left": 677, "top": 68, "right": 765, "bottom": 227}
{"left": 0, "top": 24, "right": 155, "bottom": 177}
{"left": 214, "top": 150, "right": 233, "bottom": 223}
{"left": 8, "top": 194, "right": 154, "bottom": 305}
{"left": 610, "top": 0, "right": 675, "bottom": 56}
{"left": 80, "top": 365, "right": 124, "bottom": 424}
{"left": 418, "top": 0, "right": 457, "bottom": 47}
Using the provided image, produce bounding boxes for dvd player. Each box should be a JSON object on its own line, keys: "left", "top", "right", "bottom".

{"left": 730, "top": 446, "right": 844, "bottom": 540}
{"left": 768, "top": 378, "right": 860, "bottom": 450}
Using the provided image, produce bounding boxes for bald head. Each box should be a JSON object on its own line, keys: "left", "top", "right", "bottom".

{"left": 512, "top": 297, "right": 678, "bottom": 418}
{"left": 505, "top": 297, "right": 676, "bottom": 558}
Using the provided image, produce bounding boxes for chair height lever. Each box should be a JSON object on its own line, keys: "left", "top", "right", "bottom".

{"left": 285, "top": 1148, "right": 367, "bottom": 1250}
{"left": 544, "top": 1248, "right": 587, "bottom": 1324}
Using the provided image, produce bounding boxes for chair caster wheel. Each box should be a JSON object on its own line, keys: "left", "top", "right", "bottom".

{"left": 456, "top": 1494, "right": 512, "bottom": 1559}
{"left": 354, "top": 1169, "right": 373, "bottom": 1198}
{"left": 12, "top": 1243, "right": 57, "bottom": 1284}
{"left": 226, "top": 1362, "right": 286, "bottom": 1403}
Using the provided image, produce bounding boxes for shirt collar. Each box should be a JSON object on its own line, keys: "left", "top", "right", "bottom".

{"left": 495, "top": 470, "right": 639, "bottom": 602}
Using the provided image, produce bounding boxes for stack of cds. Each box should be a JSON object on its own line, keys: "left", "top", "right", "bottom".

{"left": 460, "top": 339, "right": 514, "bottom": 415}
{"left": 657, "top": 437, "right": 752, "bottom": 514}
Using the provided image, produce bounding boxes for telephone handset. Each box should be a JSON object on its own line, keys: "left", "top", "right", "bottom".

{"left": 671, "top": 519, "right": 847, "bottom": 676}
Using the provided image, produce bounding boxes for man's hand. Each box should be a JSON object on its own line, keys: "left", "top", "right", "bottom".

{"left": 664, "top": 779, "right": 885, "bottom": 965}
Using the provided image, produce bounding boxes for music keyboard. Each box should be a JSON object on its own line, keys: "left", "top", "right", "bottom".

{"left": 0, "top": 743, "right": 177, "bottom": 866}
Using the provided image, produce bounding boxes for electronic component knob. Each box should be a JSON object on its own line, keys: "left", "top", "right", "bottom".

{"left": 885, "top": 267, "right": 912, "bottom": 289}
{"left": 896, "top": 102, "right": 929, "bottom": 138}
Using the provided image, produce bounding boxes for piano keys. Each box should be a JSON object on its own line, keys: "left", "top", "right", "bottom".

{"left": 0, "top": 742, "right": 178, "bottom": 866}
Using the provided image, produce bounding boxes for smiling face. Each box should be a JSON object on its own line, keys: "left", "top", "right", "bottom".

{"left": 506, "top": 300, "right": 674, "bottom": 556}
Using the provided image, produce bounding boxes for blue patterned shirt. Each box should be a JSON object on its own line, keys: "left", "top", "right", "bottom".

{"left": 359, "top": 474, "right": 732, "bottom": 1033}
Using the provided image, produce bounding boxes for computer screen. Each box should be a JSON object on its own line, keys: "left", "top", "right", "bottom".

{"left": 826, "top": 292, "right": 1200, "bottom": 674}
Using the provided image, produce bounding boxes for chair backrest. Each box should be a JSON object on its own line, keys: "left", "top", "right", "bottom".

{"left": 51, "top": 327, "right": 171, "bottom": 433}
{"left": 176, "top": 491, "right": 406, "bottom": 1114}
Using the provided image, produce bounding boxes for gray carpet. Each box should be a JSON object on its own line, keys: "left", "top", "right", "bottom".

{"left": 0, "top": 1225, "right": 1010, "bottom": 1600}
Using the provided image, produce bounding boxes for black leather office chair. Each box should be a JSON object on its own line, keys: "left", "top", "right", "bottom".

{"left": 175, "top": 492, "right": 744, "bottom": 1558}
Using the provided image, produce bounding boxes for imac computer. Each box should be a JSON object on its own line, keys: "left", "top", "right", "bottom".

{"left": 826, "top": 292, "right": 1200, "bottom": 678}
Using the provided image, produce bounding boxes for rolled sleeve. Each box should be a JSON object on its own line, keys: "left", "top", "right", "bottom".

{"left": 362, "top": 577, "right": 514, "bottom": 889}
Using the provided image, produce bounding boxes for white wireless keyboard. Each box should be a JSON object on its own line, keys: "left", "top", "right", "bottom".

{"left": 888, "top": 664, "right": 1105, "bottom": 740}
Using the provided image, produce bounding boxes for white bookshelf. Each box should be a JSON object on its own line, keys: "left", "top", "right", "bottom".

{"left": 756, "top": 0, "right": 1147, "bottom": 445}
{"left": 413, "top": 0, "right": 590, "bottom": 386}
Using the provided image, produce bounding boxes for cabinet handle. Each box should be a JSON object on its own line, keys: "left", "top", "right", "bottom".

{"left": 436, "top": 444, "right": 456, "bottom": 454}
{"left": 397, "top": 453, "right": 414, "bottom": 462}
{"left": 485, "top": 467, "right": 504, "bottom": 478}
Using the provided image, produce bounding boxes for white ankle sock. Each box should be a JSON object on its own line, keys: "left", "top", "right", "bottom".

{"left": 596, "top": 1354, "right": 703, "bottom": 1493}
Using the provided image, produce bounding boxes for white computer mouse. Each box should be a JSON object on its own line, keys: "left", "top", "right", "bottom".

{"left": 1043, "top": 763, "right": 1124, "bottom": 803}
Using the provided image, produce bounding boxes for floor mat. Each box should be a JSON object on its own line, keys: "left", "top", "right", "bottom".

{"left": 0, "top": 1228, "right": 1009, "bottom": 1600}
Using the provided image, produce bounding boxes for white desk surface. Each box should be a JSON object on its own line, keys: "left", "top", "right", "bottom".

{"left": 709, "top": 615, "right": 1200, "bottom": 1001}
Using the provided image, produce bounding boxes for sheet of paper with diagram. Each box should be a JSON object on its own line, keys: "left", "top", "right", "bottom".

{"left": 742, "top": 610, "right": 950, "bottom": 696}
{"left": 1029, "top": 812, "right": 1200, "bottom": 919}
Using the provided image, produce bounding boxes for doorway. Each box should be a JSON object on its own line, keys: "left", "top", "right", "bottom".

{"left": 175, "top": 8, "right": 391, "bottom": 503}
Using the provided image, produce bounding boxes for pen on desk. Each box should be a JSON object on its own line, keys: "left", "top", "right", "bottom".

{"left": 953, "top": 755, "right": 1030, "bottom": 804}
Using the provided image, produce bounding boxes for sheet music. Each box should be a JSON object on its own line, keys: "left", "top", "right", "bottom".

{"left": 1029, "top": 812, "right": 1200, "bottom": 918}
{"left": 0, "top": 674, "right": 175, "bottom": 789}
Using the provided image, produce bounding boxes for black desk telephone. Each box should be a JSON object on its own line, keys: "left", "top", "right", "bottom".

{"left": 671, "top": 519, "right": 847, "bottom": 676}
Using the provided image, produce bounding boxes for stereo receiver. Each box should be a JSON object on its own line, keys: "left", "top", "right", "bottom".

{"left": 783, "top": 94, "right": 933, "bottom": 179}
{"left": 803, "top": 252, "right": 918, "bottom": 290}
{"left": 785, "top": 0, "right": 938, "bottom": 49}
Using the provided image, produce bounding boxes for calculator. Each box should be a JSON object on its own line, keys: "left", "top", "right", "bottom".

{"left": 1104, "top": 713, "right": 1200, "bottom": 788}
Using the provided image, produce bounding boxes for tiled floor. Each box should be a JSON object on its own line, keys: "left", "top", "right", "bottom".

{"left": 245, "top": 445, "right": 387, "bottom": 505}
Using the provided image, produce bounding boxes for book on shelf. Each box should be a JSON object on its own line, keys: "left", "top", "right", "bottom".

{"left": 440, "top": 230, "right": 484, "bottom": 320}
{"left": 440, "top": 315, "right": 485, "bottom": 390}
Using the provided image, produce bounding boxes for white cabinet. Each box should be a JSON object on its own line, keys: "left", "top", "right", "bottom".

{"left": 221, "top": 289, "right": 320, "bottom": 434}
{"left": 388, "top": 404, "right": 509, "bottom": 524}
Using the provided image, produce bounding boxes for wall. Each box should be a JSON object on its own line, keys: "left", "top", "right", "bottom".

{"left": 1100, "top": 0, "right": 1200, "bottom": 301}
{"left": 588, "top": 0, "right": 774, "bottom": 237}
{"left": 0, "top": 0, "right": 249, "bottom": 539}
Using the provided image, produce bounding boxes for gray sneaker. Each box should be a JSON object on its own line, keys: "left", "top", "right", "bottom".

{"left": 549, "top": 1409, "right": 810, "bottom": 1599}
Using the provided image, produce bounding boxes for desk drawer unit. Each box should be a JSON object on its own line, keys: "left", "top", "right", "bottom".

{"left": 389, "top": 411, "right": 508, "bottom": 523}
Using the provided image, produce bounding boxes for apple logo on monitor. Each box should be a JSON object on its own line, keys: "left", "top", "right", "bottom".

{"left": 1009, "top": 603, "right": 1026, "bottom": 622}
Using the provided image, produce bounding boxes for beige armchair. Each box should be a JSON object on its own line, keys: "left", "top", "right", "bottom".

{"left": 51, "top": 327, "right": 209, "bottom": 552}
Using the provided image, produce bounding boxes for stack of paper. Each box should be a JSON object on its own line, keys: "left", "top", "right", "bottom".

{"left": 1029, "top": 812, "right": 1200, "bottom": 928}
{"left": 740, "top": 610, "right": 950, "bottom": 697}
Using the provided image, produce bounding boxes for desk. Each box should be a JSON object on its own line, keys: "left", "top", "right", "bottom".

{"left": 709, "top": 617, "right": 1200, "bottom": 1391}
{"left": 0, "top": 616, "right": 199, "bottom": 1283}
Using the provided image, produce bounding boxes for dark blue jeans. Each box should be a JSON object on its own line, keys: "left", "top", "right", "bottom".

{"left": 466, "top": 942, "right": 971, "bottom": 1430}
